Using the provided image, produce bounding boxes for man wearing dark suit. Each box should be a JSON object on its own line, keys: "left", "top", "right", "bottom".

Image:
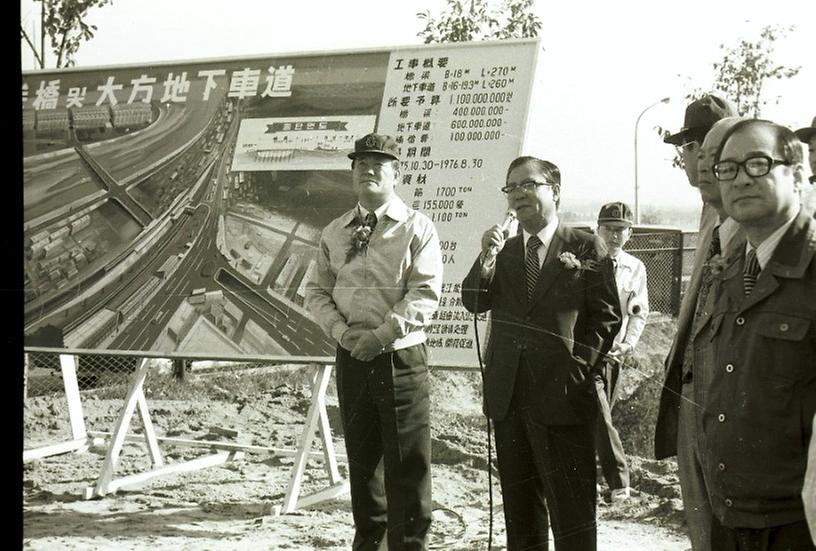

{"left": 461, "top": 156, "right": 621, "bottom": 550}
{"left": 696, "top": 119, "right": 816, "bottom": 550}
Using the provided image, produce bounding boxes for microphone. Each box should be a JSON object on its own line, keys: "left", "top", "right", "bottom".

{"left": 484, "top": 210, "right": 517, "bottom": 262}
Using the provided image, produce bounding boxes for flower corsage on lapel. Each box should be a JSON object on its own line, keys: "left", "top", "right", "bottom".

{"left": 558, "top": 251, "right": 582, "bottom": 270}
{"left": 346, "top": 214, "right": 376, "bottom": 263}
{"left": 707, "top": 254, "right": 729, "bottom": 278}
{"left": 559, "top": 247, "right": 600, "bottom": 276}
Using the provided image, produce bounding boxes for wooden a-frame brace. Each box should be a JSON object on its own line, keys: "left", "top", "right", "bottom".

{"left": 83, "top": 357, "right": 244, "bottom": 499}
{"left": 23, "top": 354, "right": 90, "bottom": 462}
{"left": 278, "top": 364, "right": 349, "bottom": 514}
{"left": 24, "top": 354, "right": 348, "bottom": 512}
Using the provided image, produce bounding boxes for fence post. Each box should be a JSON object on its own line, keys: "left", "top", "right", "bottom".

{"left": 172, "top": 358, "right": 187, "bottom": 382}
{"left": 23, "top": 352, "right": 29, "bottom": 402}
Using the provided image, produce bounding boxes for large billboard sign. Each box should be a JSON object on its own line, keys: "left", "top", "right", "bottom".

{"left": 22, "top": 39, "right": 540, "bottom": 367}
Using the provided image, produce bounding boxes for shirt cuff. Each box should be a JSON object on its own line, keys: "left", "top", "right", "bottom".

{"left": 372, "top": 322, "right": 397, "bottom": 348}
{"left": 330, "top": 321, "right": 350, "bottom": 344}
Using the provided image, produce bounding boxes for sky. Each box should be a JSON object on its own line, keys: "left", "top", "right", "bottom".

{"left": 20, "top": 0, "right": 816, "bottom": 216}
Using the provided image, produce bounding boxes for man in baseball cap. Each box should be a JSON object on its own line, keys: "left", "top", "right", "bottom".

{"left": 655, "top": 92, "right": 737, "bottom": 551}
{"left": 307, "top": 131, "right": 442, "bottom": 549}
{"left": 347, "top": 132, "right": 401, "bottom": 161}
{"left": 795, "top": 116, "right": 816, "bottom": 184}
{"left": 594, "top": 201, "right": 648, "bottom": 504}
{"left": 664, "top": 94, "right": 739, "bottom": 188}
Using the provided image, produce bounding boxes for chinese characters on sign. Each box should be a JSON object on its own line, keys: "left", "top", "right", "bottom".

{"left": 24, "top": 65, "right": 297, "bottom": 110}
{"left": 379, "top": 43, "right": 537, "bottom": 365}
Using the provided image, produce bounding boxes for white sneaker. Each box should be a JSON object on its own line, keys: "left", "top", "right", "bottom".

{"left": 610, "top": 487, "right": 631, "bottom": 502}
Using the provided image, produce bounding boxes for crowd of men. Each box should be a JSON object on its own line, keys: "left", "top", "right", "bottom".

{"left": 304, "top": 100, "right": 816, "bottom": 551}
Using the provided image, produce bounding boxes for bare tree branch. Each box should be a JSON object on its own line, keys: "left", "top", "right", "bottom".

{"left": 20, "top": 26, "right": 44, "bottom": 68}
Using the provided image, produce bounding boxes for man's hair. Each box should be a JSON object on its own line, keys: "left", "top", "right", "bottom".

{"left": 715, "top": 119, "right": 804, "bottom": 165}
{"left": 506, "top": 156, "right": 561, "bottom": 208}
{"left": 351, "top": 157, "right": 401, "bottom": 172}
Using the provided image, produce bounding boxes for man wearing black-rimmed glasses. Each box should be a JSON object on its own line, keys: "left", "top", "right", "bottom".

{"left": 461, "top": 156, "right": 621, "bottom": 550}
{"left": 697, "top": 118, "right": 816, "bottom": 549}
{"left": 655, "top": 94, "right": 738, "bottom": 551}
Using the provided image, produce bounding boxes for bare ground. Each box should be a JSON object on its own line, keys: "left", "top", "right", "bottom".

{"left": 23, "top": 320, "right": 692, "bottom": 550}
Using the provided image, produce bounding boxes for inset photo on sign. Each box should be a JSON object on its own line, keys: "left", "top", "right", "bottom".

{"left": 232, "top": 115, "right": 376, "bottom": 171}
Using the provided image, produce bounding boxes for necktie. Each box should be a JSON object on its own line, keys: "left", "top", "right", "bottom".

{"left": 525, "top": 235, "right": 542, "bottom": 300}
{"left": 743, "top": 248, "right": 760, "bottom": 296}
{"left": 364, "top": 212, "right": 377, "bottom": 232}
{"left": 693, "top": 225, "right": 722, "bottom": 323}
{"left": 684, "top": 225, "right": 723, "bottom": 374}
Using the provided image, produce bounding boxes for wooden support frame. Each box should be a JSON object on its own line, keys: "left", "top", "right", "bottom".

{"left": 24, "top": 353, "right": 348, "bottom": 512}
{"left": 23, "top": 354, "right": 89, "bottom": 462}
{"left": 83, "top": 357, "right": 237, "bottom": 499}
{"left": 279, "top": 364, "right": 349, "bottom": 514}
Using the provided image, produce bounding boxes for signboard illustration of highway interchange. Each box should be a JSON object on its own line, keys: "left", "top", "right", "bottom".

{"left": 23, "top": 53, "right": 389, "bottom": 358}
{"left": 22, "top": 41, "right": 539, "bottom": 365}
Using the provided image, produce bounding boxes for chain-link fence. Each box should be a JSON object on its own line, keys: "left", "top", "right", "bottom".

{"left": 680, "top": 231, "right": 700, "bottom": 295}
{"left": 624, "top": 227, "right": 684, "bottom": 317}
{"left": 25, "top": 352, "right": 142, "bottom": 399}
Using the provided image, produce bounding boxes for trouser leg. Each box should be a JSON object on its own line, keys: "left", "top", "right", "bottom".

{"left": 494, "top": 406, "right": 550, "bottom": 550}
{"left": 677, "top": 379, "right": 712, "bottom": 551}
{"left": 336, "top": 347, "right": 387, "bottom": 551}
{"left": 373, "top": 344, "right": 432, "bottom": 551}
{"left": 526, "top": 419, "right": 598, "bottom": 551}
{"left": 593, "top": 366, "right": 629, "bottom": 490}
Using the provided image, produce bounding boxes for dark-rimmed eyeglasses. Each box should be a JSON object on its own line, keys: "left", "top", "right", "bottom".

{"left": 501, "top": 180, "right": 556, "bottom": 195}
{"left": 713, "top": 155, "right": 790, "bottom": 181}
{"left": 676, "top": 140, "right": 700, "bottom": 154}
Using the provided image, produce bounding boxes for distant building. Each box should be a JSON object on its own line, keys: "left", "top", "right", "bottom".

{"left": 111, "top": 103, "right": 152, "bottom": 128}
{"left": 36, "top": 109, "right": 70, "bottom": 131}
{"left": 71, "top": 105, "right": 111, "bottom": 130}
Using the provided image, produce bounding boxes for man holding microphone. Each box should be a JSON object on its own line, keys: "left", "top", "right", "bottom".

{"left": 461, "top": 156, "right": 621, "bottom": 550}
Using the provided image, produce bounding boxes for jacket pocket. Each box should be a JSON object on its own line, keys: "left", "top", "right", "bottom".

{"left": 755, "top": 313, "right": 812, "bottom": 383}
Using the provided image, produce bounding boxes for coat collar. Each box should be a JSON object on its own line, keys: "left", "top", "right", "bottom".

{"left": 719, "top": 209, "right": 815, "bottom": 313}
{"left": 340, "top": 196, "right": 409, "bottom": 227}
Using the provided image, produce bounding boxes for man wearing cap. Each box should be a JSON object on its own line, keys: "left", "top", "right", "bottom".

{"left": 655, "top": 94, "right": 738, "bottom": 551}
{"left": 305, "top": 133, "right": 443, "bottom": 550}
{"left": 795, "top": 116, "right": 816, "bottom": 183}
{"left": 795, "top": 116, "right": 816, "bottom": 217}
{"left": 699, "top": 118, "right": 816, "bottom": 549}
{"left": 594, "top": 202, "right": 649, "bottom": 503}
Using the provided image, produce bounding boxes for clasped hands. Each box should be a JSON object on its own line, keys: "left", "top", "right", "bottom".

{"left": 341, "top": 328, "right": 385, "bottom": 361}
{"left": 606, "top": 342, "right": 633, "bottom": 364}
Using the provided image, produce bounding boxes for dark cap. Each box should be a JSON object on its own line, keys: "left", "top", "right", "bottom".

{"left": 348, "top": 133, "right": 400, "bottom": 161}
{"left": 664, "top": 95, "right": 738, "bottom": 145}
{"left": 598, "top": 202, "right": 634, "bottom": 227}
{"left": 794, "top": 116, "right": 816, "bottom": 143}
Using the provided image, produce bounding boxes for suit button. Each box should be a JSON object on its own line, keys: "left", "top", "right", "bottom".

{"left": 718, "top": 462, "right": 726, "bottom": 471}
{"left": 725, "top": 364, "right": 734, "bottom": 373}
{"left": 718, "top": 413, "right": 726, "bottom": 423}
{"left": 779, "top": 323, "right": 789, "bottom": 332}
{"left": 735, "top": 317, "right": 745, "bottom": 326}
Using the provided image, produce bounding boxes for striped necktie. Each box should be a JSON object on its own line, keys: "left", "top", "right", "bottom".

{"left": 743, "top": 248, "right": 760, "bottom": 296}
{"left": 525, "top": 235, "right": 542, "bottom": 300}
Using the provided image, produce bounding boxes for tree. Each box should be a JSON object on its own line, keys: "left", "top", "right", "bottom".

{"left": 711, "top": 25, "right": 800, "bottom": 118}
{"left": 20, "top": 0, "right": 113, "bottom": 69}
{"left": 657, "top": 24, "right": 800, "bottom": 167}
{"left": 417, "top": 0, "right": 541, "bottom": 44}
